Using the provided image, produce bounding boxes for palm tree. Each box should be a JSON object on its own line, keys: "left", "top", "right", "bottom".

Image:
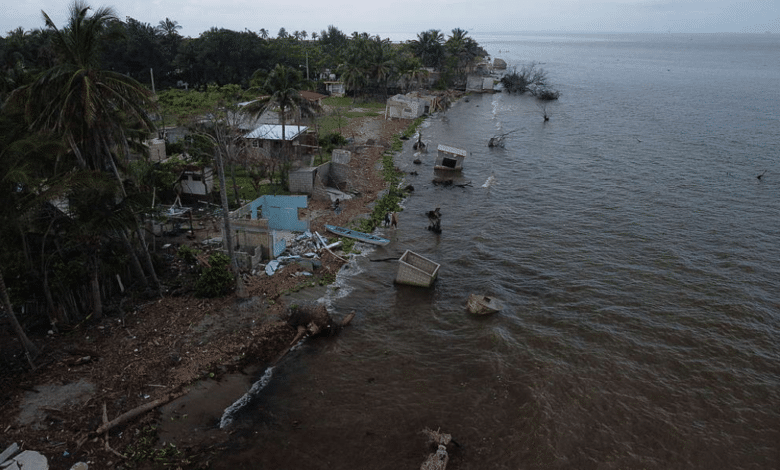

{"left": 366, "top": 36, "right": 395, "bottom": 97}
{"left": 1, "top": 265, "right": 39, "bottom": 362}
{"left": 246, "top": 64, "right": 308, "bottom": 142}
{"left": 157, "top": 17, "right": 181, "bottom": 38}
{"left": 446, "top": 28, "right": 480, "bottom": 78}
{"left": 259, "top": 28, "right": 269, "bottom": 39}
{"left": 411, "top": 29, "right": 444, "bottom": 68}
{"left": 245, "top": 65, "right": 317, "bottom": 187}
{"left": 12, "top": 1, "right": 161, "bottom": 293}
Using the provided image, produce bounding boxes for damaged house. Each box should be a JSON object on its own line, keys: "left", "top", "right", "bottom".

{"left": 226, "top": 195, "right": 311, "bottom": 270}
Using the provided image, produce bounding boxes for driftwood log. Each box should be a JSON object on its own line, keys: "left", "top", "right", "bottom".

{"left": 94, "top": 391, "right": 185, "bottom": 435}
{"left": 272, "top": 307, "right": 356, "bottom": 365}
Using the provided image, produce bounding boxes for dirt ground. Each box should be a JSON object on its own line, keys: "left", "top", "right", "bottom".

{"left": 0, "top": 112, "right": 413, "bottom": 470}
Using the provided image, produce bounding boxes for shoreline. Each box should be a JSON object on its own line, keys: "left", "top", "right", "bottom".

{"left": 0, "top": 104, "right": 426, "bottom": 469}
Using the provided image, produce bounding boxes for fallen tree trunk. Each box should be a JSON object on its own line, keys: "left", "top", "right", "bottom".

{"left": 95, "top": 391, "right": 185, "bottom": 435}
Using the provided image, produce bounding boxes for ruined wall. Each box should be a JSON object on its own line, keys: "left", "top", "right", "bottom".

{"left": 289, "top": 162, "right": 331, "bottom": 195}
{"left": 289, "top": 167, "right": 316, "bottom": 194}
{"left": 330, "top": 149, "right": 351, "bottom": 191}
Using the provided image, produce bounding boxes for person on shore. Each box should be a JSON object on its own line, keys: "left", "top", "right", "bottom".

{"left": 427, "top": 208, "right": 441, "bottom": 233}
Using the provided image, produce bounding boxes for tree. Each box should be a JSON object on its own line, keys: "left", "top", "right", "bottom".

{"left": 411, "top": 29, "right": 444, "bottom": 68}
{"left": 246, "top": 64, "right": 308, "bottom": 142}
{"left": 244, "top": 64, "right": 318, "bottom": 187}
{"left": 338, "top": 49, "right": 367, "bottom": 101}
{"left": 0, "top": 265, "right": 39, "bottom": 362}
{"left": 277, "top": 27, "right": 288, "bottom": 39}
{"left": 445, "top": 28, "right": 481, "bottom": 85}
{"left": 12, "top": 0, "right": 162, "bottom": 294}
{"left": 500, "top": 62, "right": 549, "bottom": 94}
{"left": 156, "top": 17, "right": 181, "bottom": 38}
{"left": 259, "top": 28, "right": 269, "bottom": 40}
{"left": 396, "top": 55, "right": 428, "bottom": 92}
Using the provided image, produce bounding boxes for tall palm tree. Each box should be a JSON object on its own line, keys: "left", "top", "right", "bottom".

{"left": 246, "top": 64, "right": 308, "bottom": 142}
{"left": 446, "top": 28, "right": 480, "bottom": 77}
{"left": 259, "top": 28, "right": 269, "bottom": 39}
{"left": 411, "top": 29, "right": 444, "bottom": 68}
{"left": 366, "top": 36, "right": 395, "bottom": 97}
{"left": 157, "top": 17, "right": 181, "bottom": 38}
{"left": 12, "top": 1, "right": 161, "bottom": 293}
{"left": 0, "top": 265, "right": 39, "bottom": 361}
{"left": 245, "top": 65, "right": 318, "bottom": 187}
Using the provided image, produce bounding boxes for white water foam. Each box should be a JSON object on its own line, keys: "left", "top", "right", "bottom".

{"left": 219, "top": 366, "right": 275, "bottom": 429}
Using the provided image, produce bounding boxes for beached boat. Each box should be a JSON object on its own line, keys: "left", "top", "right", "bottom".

{"left": 325, "top": 224, "right": 390, "bottom": 246}
{"left": 466, "top": 294, "right": 502, "bottom": 315}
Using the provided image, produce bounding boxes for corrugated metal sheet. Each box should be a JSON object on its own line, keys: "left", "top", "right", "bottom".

{"left": 244, "top": 125, "right": 308, "bottom": 141}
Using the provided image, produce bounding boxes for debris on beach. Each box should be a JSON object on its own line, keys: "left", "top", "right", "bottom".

{"left": 488, "top": 129, "right": 519, "bottom": 148}
{"left": 481, "top": 174, "right": 496, "bottom": 188}
{"left": 420, "top": 428, "right": 455, "bottom": 470}
{"left": 262, "top": 231, "right": 342, "bottom": 276}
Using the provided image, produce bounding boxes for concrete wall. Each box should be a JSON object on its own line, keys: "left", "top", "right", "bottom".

{"left": 242, "top": 195, "right": 308, "bottom": 232}
{"left": 386, "top": 95, "right": 425, "bottom": 119}
{"left": 466, "top": 75, "right": 496, "bottom": 92}
{"left": 289, "top": 162, "right": 332, "bottom": 195}
{"left": 330, "top": 149, "right": 351, "bottom": 190}
{"left": 176, "top": 167, "right": 214, "bottom": 196}
{"left": 289, "top": 167, "right": 316, "bottom": 194}
{"left": 148, "top": 138, "right": 166, "bottom": 162}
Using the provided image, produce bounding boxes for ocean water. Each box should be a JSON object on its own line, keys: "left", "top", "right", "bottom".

{"left": 213, "top": 33, "right": 780, "bottom": 469}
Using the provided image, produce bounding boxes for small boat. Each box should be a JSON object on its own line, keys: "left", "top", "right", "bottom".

{"left": 467, "top": 294, "right": 502, "bottom": 315}
{"left": 325, "top": 224, "right": 390, "bottom": 246}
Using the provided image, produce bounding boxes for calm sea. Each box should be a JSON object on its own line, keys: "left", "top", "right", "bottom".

{"left": 214, "top": 33, "right": 780, "bottom": 469}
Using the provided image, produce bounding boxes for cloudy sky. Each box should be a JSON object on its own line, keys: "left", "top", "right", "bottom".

{"left": 3, "top": 0, "right": 779, "bottom": 39}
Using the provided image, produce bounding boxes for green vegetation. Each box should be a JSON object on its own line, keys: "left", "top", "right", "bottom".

{"left": 0, "top": 0, "right": 488, "bottom": 363}
{"left": 349, "top": 117, "right": 424, "bottom": 235}
{"left": 195, "top": 252, "right": 235, "bottom": 298}
{"left": 123, "top": 425, "right": 186, "bottom": 467}
{"left": 177, "top": 245, "right": 201, "bottom": 264}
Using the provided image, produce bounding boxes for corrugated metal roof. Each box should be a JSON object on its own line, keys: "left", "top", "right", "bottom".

{"left": 437, "top": 144, "right": 468, "bottom": 157}
{"left": 244, "top": 125, "right": 308, "bottom": 141}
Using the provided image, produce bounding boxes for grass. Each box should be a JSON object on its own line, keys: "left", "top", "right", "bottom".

{"left": 317, "top": 97, "right": 386, "bottom": 135}
{"left": 214, "top": 166, "right": 291, "bottom": 207}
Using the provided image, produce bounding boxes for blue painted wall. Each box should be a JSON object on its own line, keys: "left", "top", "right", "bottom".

{"left": 249, "top": 195, "right": 309, "bottom": 232}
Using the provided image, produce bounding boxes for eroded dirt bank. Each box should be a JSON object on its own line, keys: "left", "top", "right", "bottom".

{"left": 0, "top": 112, "right": 413, "bottom": 470}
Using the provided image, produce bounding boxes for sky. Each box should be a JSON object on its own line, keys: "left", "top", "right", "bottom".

{"left": 3, "top": 0, "right": 779, "bottom": 39}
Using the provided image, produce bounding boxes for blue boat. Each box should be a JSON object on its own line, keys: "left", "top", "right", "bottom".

{"left": 325, "top": 225, "right": 390, "bottom": 246}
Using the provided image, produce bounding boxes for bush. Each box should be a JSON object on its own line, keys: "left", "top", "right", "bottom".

{"left": 318, "top": 132, "right": 348, "bottom": 154}
{"left": 531, "top": 86, "right": 561, "bottom": 101}
{"left": 195, "top": 252, "right": 235, "bottom": 298}
{"left": 500, "top": 62, "right": 548, "bottom": 94}
{"left": 177, "top": 245, "right": 201, "bottom": 264}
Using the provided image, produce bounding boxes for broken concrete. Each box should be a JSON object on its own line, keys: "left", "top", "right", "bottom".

{"left": 1, "top": 449, "right": 48, "bottom": 470}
